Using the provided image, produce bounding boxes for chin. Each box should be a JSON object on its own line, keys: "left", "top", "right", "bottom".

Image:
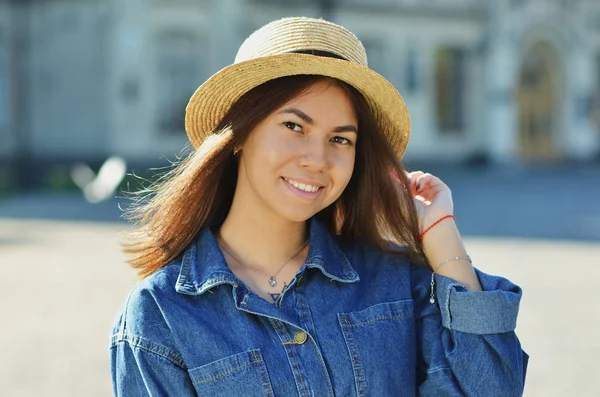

{"left": 284, "top": 212, "right": 317, "bottom": 224}
{"left": 278, "top": 207, "right": 323, "bottom": 224}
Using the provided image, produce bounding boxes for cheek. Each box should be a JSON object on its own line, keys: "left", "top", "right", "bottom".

{"left": 254, "top": 129, "right": 295, "bottom": 160}
{"left": 244, "top": 134, "right": 287, "bottom": 170}
{"left": 332, "top": 151, "right": 356, "bottom": 188}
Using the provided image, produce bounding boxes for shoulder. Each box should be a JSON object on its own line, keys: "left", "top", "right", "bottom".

{"left": 109, "top": 260, "right": 185, "bottom": 361}
{"left": 112, "top": 259, "right": 182, "bottom": 327}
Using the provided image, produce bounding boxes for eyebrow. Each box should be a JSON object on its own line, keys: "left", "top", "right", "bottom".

{"left": 279, "top": 107, "right": 358, "bottom": 134}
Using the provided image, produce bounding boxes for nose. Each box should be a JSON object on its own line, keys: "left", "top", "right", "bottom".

{"left": 297, "top": 137, "right": 328, "bottom": 172}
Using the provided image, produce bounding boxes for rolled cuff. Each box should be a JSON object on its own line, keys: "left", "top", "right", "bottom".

{"left": 435, "top": 268, "right": 522, "bottom": 334}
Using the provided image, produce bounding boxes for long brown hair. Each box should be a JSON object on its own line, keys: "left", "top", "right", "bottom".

{"left": 123, "top": 75, "right": 428, "bottom": 279}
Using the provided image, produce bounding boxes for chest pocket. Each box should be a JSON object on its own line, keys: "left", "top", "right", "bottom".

{"left": 338, "top": 300, "right": 416, "bottom": 397}
{"left": 188, "top": 349, "right": 274, "bottom": 397}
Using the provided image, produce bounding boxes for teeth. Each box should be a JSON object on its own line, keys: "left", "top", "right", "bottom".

{"left": 285, "top": 178, "right": 320, "bottom": 193}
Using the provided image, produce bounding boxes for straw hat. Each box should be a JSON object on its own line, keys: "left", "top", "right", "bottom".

{"left": 185, "top": 17, "right": 410, "bottom": 159}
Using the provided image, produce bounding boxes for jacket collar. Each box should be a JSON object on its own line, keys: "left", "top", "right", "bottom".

{"left": 175, "top": 217, "right": 359, "bottom": 296}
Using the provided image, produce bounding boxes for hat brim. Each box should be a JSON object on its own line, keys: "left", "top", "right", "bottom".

{"left": 185, "top": 53, "right": 410, "bottom": 159}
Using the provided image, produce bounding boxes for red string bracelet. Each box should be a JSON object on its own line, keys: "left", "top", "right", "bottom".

{"left": 419, "top": 215, "right": 456, "bottom": 240}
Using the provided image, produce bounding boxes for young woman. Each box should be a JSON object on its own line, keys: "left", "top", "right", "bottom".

{"left": 110, "top": 17, "right": 528, "bottom": 396}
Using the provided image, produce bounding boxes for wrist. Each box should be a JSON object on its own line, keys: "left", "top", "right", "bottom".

{"left": 419, "top": 214, "right": 455, "bottom": 240}
{"left": 420, "top": 220, "right": 480, "bottom": 291}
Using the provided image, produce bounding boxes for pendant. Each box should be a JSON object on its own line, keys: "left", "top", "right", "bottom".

{"left": 268, "top": 277, "right": 277, "bottom": 287}
{"left": 268, "top": 282, "right": 287, "bottom": 306}
{"left": 269, "top": 292, "right": 281, "bottom": 304}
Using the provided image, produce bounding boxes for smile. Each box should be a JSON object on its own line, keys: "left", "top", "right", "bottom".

{"left": 282, "top": 177, "right": 322, "bottom": 193}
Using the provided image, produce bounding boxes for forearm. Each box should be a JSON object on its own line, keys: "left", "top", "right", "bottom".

{"left": 412, "top": 264, "right": 528, "bottom": 396}
{"left": 421, "top": 218, "right": 482, "bottom": 292}
{"left": 419, "top": 327, "right": 528, "bottom": 397}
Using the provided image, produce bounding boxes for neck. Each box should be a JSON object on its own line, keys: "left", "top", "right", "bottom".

{"left": 218, "top": 193, "right": 309, "bottom": 272}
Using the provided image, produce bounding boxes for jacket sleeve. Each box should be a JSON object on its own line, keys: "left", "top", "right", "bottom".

{"left": 411, "top": 265, "right": 529, "bottom": 397}
{"left": 109, "top": 289, "right": 197, "bottom": 396}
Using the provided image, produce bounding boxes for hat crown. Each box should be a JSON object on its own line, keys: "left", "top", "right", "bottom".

{"left": 235, "top": 17, "right": 368, "bottom": 67}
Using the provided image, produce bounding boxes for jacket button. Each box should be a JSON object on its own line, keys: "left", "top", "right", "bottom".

{"left": 294, "top": 330, "right": 308, "bottom": 344}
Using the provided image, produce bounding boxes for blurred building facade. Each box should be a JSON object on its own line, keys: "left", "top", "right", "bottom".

{"left": 1, "top": 0, "right": 600, "bottom": 188}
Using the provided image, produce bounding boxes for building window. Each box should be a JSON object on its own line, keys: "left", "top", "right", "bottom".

{"left": 434, "top": 46, "right": 466, "bottom": 133}
{"left": 155, "top": 30, "right": 205, "bottom": 135}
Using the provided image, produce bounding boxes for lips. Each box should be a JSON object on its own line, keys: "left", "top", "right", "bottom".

{"left": 282, "top": 177, "right": 323, "bottom": 193}
{"left": 281, "top": 177, "right": 324, "bottom": 200}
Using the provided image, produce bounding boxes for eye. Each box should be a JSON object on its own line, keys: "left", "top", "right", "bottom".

{"left": 331, "top": 136, "right": 352, "bottom": 146}
{"left": 283, "top": 121, "right": 302, "bottom": 132}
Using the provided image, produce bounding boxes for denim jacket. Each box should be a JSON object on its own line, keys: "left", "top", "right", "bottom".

{"left": 110, "top": 218, "right": 529, "bottom": 396}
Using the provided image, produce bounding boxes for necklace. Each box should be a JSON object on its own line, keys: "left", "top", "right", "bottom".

{"left": 217, "top": 238, "right": 309, "bottom": 288}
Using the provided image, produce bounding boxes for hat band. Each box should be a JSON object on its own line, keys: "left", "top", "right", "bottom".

{"left": 290, "top": 49, "right": 349, "bottom": 61}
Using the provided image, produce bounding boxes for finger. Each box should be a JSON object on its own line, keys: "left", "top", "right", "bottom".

{"left": 414, "top": 173, "right": 442, "bottom": 193}
{"left": 393, "top": 170, "right": 416, "bottom": 193}
{"left": 405, "top": 171, "right": 425, "bottom": 192}
{"left": 406, "top": 171, "right": 425, "bottom": 180}
{"left": 414, "top": 194, "right": 432, "bottom": 206}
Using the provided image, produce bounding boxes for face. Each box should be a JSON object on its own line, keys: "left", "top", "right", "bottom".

{"left": 235, "top": 81, "right": 358, "bottom": 223}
